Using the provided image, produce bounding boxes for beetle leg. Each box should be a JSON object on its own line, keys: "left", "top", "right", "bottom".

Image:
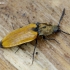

{"left": 27, "top": 17, "right": 30, "bottom": 24}
{"left": 32, "top": 38, "right": 37, "bottom": 64}
{"left": 42, "top": 35, "right": 59, "bottom": 44}
{"left": 15, "top": 44, "right": 24, "bottom": 53}
{"left": 11, "top": 23, "right": 15, "bottom": 30}
{"left": 15, "top": 46, "right": 20, "bottom": 53}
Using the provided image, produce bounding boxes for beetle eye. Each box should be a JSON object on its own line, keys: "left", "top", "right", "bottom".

{"left": 54, "top": 29, "right": 58, "bottom": 32}
{"left": 53, "top": 26, "right": 59, "bottom": 33}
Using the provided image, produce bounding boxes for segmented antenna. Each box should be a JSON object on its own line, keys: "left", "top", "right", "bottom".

{"left": 60, "top": 30, "right": 70, "bottom": 35}
{"left": 58, "top": 8, "right": 65, "bottom": 26}
{"left": 59, "top": 8, "right": 70, "bottom": 35}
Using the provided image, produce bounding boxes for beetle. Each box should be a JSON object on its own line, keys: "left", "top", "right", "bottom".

{"left": 0, "top": 8, "right": 69, "bottom": 63}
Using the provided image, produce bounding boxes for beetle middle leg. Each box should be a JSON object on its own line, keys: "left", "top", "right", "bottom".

{"left": 15, "top": 44, "right": 25, "bottom": 53}
{"left": 32, "top": 38, "right": 37, "bottom": 64}
{"left": 42, "top": 35, "right": 59, "bottom": 43}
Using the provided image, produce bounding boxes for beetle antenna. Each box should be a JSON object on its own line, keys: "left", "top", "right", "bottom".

{"left": 58, "top": 8, "right": 65, "bottom": 26}
{"left": 58, "top": 9, "right": 70, "bottom": 35}
{"left": 60, "top": 30, "right": 70, "bottom": 35}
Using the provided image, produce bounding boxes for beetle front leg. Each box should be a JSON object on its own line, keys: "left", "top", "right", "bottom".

{"left": 42, "top": 35, "right": 59, "bottom": 44}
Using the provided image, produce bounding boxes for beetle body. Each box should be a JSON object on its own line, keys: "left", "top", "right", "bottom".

{"left": 1, "top": 8, "right": 68, "bottom": 63}
{"left": 1, "top": 8, "right": 65, "bottom": 48}
{"left": 2, "top": 23, "right": 59, "bottom": 48}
